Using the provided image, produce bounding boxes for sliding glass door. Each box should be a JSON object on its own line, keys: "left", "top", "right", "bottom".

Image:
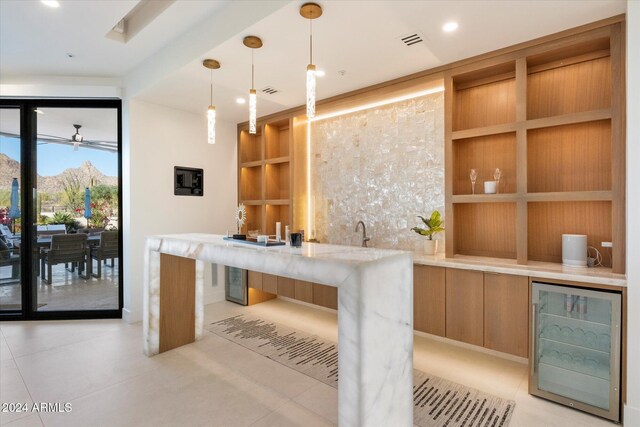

{"left": 0, "top": 99, "right": 122, "bottom": 320}
{"left": 0, "top": 107, "right": 22, "bottom": 313}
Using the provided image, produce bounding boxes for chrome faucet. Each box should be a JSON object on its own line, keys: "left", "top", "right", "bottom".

{"left": 355, "top": 220, "right": 370, "bottom": 248}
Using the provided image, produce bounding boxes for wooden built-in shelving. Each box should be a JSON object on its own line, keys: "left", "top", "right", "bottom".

{"left": 445, "top": 22, "right": 625, "bottom": 273}
{"left": 237, "top": 119, "right": 293, "bottom": 238}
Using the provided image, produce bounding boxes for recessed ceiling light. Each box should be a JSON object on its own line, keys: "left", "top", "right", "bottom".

{"left": 66, "top": 53, "right": 75, "bottom": 58}
{"left": 316, "top": 69, "right": 326, "bottom": 77}
{"left": 236, "top": 98, "right": 246, "bottom": 104}
{"left": 41, "top": 0, "right": 60, "bottom": 8}
{"left": 443, "top": 22, "right": 458, "bottom": 33}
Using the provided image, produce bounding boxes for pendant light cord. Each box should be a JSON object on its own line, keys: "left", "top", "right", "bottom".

{"left": 210, "top": 68, "right": 213, "bottom": 104}
{"left": 251, "top": 48, "right": 255, "bottom": 89}
{"left": 309, "top": 17, "right": 313, "bottom": 64}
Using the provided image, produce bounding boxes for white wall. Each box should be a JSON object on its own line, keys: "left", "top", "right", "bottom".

{"left": 123, "top": 99, "right": 237, "bottom": 322}
{"left": 625, "top": 0, "right": 640, "bottom": 423}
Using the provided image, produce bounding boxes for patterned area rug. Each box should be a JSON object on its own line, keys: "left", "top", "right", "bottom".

{"left": 208, "top": 315, "right": 515, "bottom": 427}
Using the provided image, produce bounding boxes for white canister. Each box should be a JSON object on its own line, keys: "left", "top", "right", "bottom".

{"left": 275, "top": 222, "right": 281, "bottom": 242}
{"left": 562, "top": 234, "right": 588, "bottom": 267}
{"left": 484, "top": 180, "right": 497, "bottom": 194}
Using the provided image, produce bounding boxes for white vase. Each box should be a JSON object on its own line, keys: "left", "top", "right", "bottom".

{"left": 423, "top": 239, "right": 438, "bottom": 255}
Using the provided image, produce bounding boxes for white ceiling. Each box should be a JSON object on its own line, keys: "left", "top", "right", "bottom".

{"left": 137, "top": 0, "right": 626, "bottom": 123}
{"left": 0, "top": 0, "right": 627, "bottom": 124}
{"left": 0, "top": 0, "right": 228, "bottom": 76}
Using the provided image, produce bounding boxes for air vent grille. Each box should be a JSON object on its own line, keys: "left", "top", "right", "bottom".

{"left": 400, "top": 33, "right": 424, "bottom": 47}
{"left": 261, "top": 87, "right": 279, "bottom": 95}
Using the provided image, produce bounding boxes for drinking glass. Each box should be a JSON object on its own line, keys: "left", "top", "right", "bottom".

{"left": 469, "top": 169, "right": 478, "bottom": 194}
{"left": 494, "top": 168, "right": 502, "bottom": 193}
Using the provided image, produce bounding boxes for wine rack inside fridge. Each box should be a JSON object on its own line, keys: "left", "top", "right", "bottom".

{"left": 530, "top": 282, "right": 621, "bottom": 422}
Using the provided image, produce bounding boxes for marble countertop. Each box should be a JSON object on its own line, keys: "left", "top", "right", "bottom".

{"left": 412, "top": 252, "right": 627, "bottom": 287}
{"left": 147, "top": 233, "right": 412, "bottom": 287}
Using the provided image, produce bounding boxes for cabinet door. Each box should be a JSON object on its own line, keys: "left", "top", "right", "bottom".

{"left": 277, "top": 276, "right": 295, "bottom": 298}
{"left": 262, "top": 274, "right": 278, "bottom": 294}
{"left": 446, "top": 268, "right": 484, "bottom": 346}
{"left": 484, "top": 272, "right": 529, "bottom": 357}
{"left": 294, "top": 280, "right": 313, "bottom": 303}
{"left": 248, "top": 270, "right": 262, "bottom": 290}
{"left": 414, "top": 265, "right": 446, "bottom": 337}
{"left": 312, "top": 283, "right": 338, "bottom": 310}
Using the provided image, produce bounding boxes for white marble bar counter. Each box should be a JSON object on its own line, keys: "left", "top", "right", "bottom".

{"left": 413, "top": 253, "right": 627, "bottom": 287}
{"left": 143, "top": 233, "right": 414, "bottom": 427}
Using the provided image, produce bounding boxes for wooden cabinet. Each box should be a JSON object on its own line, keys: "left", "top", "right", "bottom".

{"left": 248, "top": 270, "right": 263, "bottom": 290}
{"left": 445, "top": 268, "right": 484, "bottom": 346}
{"left": 294, "top": 280, "right": 313, "bottom": 303}
{"left": 444, "top": 23, "right": 626, "bottom": 274}
{"left": 413, "top": 265, "right": 446, "bottom": 337}
{"left": 484, "top": 273, "right": 529, "bottom": 357}
{"left": 277, "top": 276, "right": 295, "bottom": 298}
{"left": 262, "top": 274, "right": 278, "bottom": 294}
{"left": 238, "top": 118, "right": 293, "bottom": 238}
{"left": 312, "top": 283, "right": 338, "bottom": 310}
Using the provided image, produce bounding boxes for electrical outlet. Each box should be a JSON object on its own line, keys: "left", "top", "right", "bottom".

{"left": 601, "top": 241, "right": 613, "bottom": 248}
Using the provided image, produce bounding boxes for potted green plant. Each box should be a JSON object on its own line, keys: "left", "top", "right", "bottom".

{"left": 411, "top": 210, "right": 445, "bottom": 255}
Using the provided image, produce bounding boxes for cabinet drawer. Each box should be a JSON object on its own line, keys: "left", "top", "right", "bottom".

{"left": 294, "top": 280, "right": 313, "bottom": 303}
{"left": 277, "top": 276, "right": 295, "bottom": 298}
{"left": 312, "top": 283, "right": 338, "bottom": 310}
{"left": 445, "top": 268, "right": 484, "bottom": 346}
{"left": 414, "top": 265, "right": 446, "bottom": 337}
{"left": 262, "top": 274, "right": 278, "bottom": 294}
{"left": 248, "top": 270, "right": 262, "bottom": 290}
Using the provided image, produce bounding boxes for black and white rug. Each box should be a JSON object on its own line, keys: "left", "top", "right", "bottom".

{"left": 208, "top": 315, "right": 515, "bottom": 427}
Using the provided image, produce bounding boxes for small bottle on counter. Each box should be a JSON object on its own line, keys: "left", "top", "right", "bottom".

{"left": 275, "top": 222, "right": 281, "bottom": 242}
{"left": 285, "top": 225, "right": 290, "bottom": 244}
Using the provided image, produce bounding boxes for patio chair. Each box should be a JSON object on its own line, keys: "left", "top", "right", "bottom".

{"left": 90, "top": 231, "right": 118, "bottom": 278}
{"left": 0, "top": 225, "right": 19, "bottom": 246}
{"left": 0, "top": 236, "right": 20, "bottom": 282}
{"left": 40, "top": 234, "right": 89, "bottom": 285}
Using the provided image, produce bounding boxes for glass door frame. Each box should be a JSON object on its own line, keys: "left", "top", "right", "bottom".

{"left": 0, "top": 98, "right": 123, "bottom": 321}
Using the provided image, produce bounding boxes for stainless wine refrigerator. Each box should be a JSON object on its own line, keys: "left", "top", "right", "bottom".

{"left": 530, "top": 282, "right": 622, "bottom": 422}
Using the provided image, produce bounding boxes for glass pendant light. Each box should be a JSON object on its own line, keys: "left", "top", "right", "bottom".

{"left": 203, "top": 59, "right": 220, "bottom": 144}
{"left": 300, "top": 3, "right": 322, "bottom": 119}
{"left": 243, "top": 36, "right": 263, "bottom": 134}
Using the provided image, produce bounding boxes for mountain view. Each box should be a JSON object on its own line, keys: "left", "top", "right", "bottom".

{"left": 0, "top": 153, "right": 117, "bottom": 192}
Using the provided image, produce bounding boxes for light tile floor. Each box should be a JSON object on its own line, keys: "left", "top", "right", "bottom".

{"left": 0, "top": 299, "right": 617, "bottom": 427}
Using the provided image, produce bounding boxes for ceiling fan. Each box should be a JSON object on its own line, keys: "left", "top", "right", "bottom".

{"left": 21, "top": 124, "right": 117, "bottom": 153}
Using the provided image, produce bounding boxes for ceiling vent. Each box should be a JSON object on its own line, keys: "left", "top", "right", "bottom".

{"left": 261, "top": 87, "right": 279, "bottom": 95}
{"left": 400, "top": 32, "right": 425, "bottom": 47}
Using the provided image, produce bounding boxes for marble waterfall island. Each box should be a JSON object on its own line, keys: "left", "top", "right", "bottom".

{"left": 143, "top": 233, "right": 414, "bottom": 427}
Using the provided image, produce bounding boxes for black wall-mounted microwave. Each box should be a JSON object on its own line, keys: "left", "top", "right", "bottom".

{"left": 174, "top": 166, "right": 203, "bottom": 196}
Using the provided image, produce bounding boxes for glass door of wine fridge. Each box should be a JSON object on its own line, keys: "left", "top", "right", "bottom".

{"left": 530, "top": 282, "right": 621, "bottom": 422}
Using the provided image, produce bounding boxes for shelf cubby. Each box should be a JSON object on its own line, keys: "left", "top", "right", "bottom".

{"left": 453, "top": 62, "right": 516, "bottom": 131}
{"left": 527, "top": 201, "right": 612, "bottom": 263}
{"left": 527, "top": 38, "right": 611, "bottom": 120}
{"left": 265, "top": 162, "right": 290, "bottom": 200}
{"left": 453, "top": 202, "right": 517, "bottom": 259}
{"left": 240, "top": 165, "right": 262, "bottom": 201}
{"left": 241, "top": 204, "right": 263, "bottom": 235}
{"left": 265, "top": 204, "right": 291, "bottom": 237}
{"left": 265, "top": 119, "right": 290, "bottom": 160}
{"left": 527, "top": 120, "right": 611, "bottom": 193}
{"left": 452, "top": 132, "right": 517, "bottom": 195}
{"left": 240, "top": 129, "right": 262, "bottom": 163}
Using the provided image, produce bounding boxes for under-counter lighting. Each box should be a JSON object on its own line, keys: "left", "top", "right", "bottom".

{"left": 311, "top": 85, "right": 444, "bottom": 122}
{"left": 41, "top": 0, "right": 60, "bottom": 8}
{"left": 443, "top": 22, "right": 458, "bottom": 32}
{"left": 236, "top": 98, "right": 246, "bottom": 104}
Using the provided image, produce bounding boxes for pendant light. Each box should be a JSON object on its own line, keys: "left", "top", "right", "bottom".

{"left": 203, "top": 59, "right": 220, "bottom": 144}
{"left": 243, "top": 36, "right": 263, "bottom": 134}
{"left": 71, "top": 124, "right": 83, "bottom": 151}
{"left": 300, "top": 3, "right": 322, "bottom": 119}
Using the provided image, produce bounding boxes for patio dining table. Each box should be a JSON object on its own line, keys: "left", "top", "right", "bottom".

{"left": 13, "top": 235, "right": 102, "bottom": 279}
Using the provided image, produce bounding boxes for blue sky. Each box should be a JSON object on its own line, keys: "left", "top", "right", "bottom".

{"left": 0, "top": 135, "right": 118, "bottom": 177}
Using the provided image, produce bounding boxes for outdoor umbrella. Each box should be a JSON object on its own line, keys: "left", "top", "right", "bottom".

{"left": 84, "top": 187, "right": 92, "bottom": 227}
{"left": 8, "top": 178, "right": 20, "bottom": 233}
